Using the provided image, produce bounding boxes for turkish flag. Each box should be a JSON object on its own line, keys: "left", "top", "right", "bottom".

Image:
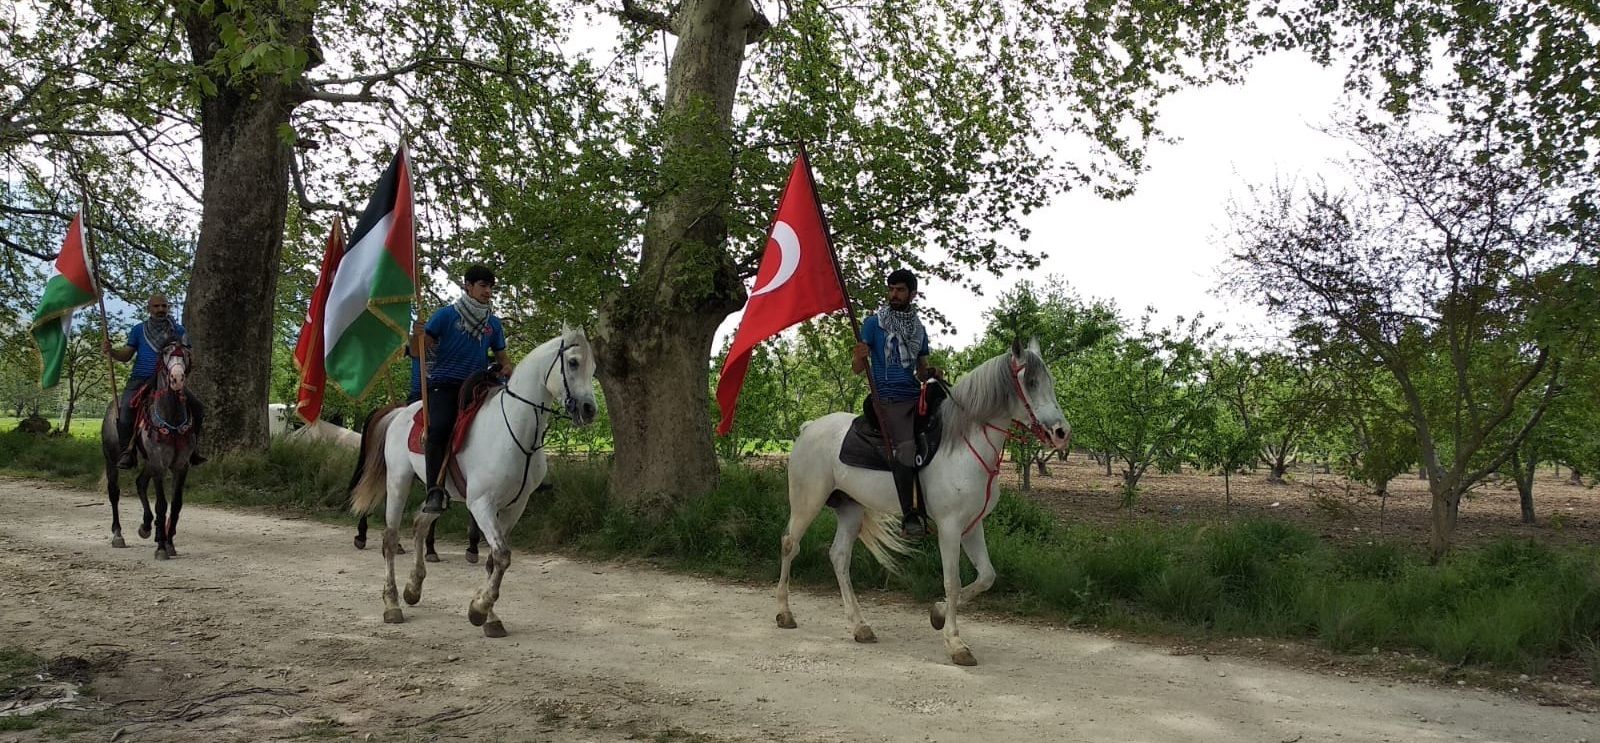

{"left": 716, "top": 152, "right": 848, "bottom": 435}
{"left": 293, "top": 217, "right": 346, "bottom": 424}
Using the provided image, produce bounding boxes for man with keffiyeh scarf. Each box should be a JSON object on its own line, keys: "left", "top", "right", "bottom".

{"left": 853, "top": 268, "right": 944, "bottom": 538}
{"left": 104, "top": 293, "right": 206, "bottom": 469}
{"left": 411, "top": 264, "right": 512, "bottom": 514}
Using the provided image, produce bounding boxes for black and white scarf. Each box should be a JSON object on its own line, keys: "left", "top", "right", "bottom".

{"left": 875, "top": 305, "right": 925, "bottom": 370}
{"left": 142, "top": 316, "right": 178, "bottom": 351}
{"left": 453, "top": 294, "right": 492, "bottom": 341}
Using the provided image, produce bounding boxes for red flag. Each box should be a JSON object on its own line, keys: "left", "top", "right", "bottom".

{"left": 294, "top": 218, "right": 347, "bottom": 424}
{"left": 716, "top": 152, "right": 848, "bottom": 435}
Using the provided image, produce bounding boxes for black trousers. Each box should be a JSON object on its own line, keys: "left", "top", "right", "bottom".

{"left": 423, "top": 381, "right": 462, "bottom": 491}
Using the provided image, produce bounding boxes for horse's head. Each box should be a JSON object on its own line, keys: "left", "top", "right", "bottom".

{"left": 158, "top": 342, "right": 191, "bottom": 393}
{"left": 1007, "top": 338, "right": 1071, "bottom": 452}
{"left": 545, "top": 327, "right": 599, "bottom": 426}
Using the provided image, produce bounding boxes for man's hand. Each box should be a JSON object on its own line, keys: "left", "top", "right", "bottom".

{"left": 853, "top": 343, "right": 869, "bottom": 363}
{"left": 102, "top": 338, "right": 113, "bottom": 358}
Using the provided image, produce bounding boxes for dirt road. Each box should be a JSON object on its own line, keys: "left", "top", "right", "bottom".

{"left": 1, "top": 477, "right": 1594, "bottom": 742}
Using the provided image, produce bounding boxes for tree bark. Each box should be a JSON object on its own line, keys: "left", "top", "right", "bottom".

{"left": 1515, "top": 452, "right": 1537, "bottom": 525}
{"left": 1428, "top": 480, "right": 1462, "bottom": 564}
{"left": 178, "top": 9, "right": 310, "bottom": 455}
{"left": 1569, "top": 467, "right": 1584, "bottom": 487}
{"left": 594, "top": 0, "right": 761, "bottom": 512}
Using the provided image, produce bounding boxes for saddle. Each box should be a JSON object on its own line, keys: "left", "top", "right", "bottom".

{"left": 406, "top": 370, "right": 505, "bottom": 456}
{"left": 837, "top": 382, "right": 949, "bottom": 472}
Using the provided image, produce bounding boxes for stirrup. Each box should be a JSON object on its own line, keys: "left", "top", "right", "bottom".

{"left": 421, "top": 487, "right": 448, "bottom": 514}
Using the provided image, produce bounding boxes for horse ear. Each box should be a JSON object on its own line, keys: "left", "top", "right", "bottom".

{"left": 1010, "top": 337, "right": 1022, "bottom": 359}
{"left": 1028, "top": 337, "right": 1042, "bottom": 358}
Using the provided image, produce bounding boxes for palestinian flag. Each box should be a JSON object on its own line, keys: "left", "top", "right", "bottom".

{"left": 30, "top": 213, "right": 96, "bottom": 390}
{"left": 292, "top": 217, "right": 346, "bottom": 423}
{"left": 322, "top": 145, "right": 415, "bottom": 399}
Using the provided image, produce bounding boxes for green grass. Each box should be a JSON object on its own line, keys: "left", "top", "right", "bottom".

{"left": 1, "top": 416, "right": 103, "bottom": 441}
{"left": 4, "top": 431, "right": 1600, "bottom": 682}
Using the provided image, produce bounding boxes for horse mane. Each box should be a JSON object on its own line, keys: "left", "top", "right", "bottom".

{"left": 940, "top": 345, "right": 1048, "bottom": 439}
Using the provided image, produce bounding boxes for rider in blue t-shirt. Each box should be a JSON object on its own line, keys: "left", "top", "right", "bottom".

{"left": 103, "top": 294, "right": 206, "bottom": 469}
{"left": 411, "top": 264, "right": 511, "bottom": 513}
{"left": 852, "top": 269, "right": 943, "bottom": 538}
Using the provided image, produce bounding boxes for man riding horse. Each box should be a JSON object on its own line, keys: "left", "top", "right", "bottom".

{"left": 414, "top": 264, "right": 512, "bottom": 515}
{"left": 103, "top": 294, "right": 206, "bottom": 469}
{"left": 852, "top": 268, "right": 943, "bottom": 538}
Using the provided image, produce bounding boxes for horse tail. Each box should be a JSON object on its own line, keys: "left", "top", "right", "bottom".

{"left": 856, "top": 510, "right": 914, "bottom": 577}
{"left": 349, "top": 404, "right": 401, "bottom": 516}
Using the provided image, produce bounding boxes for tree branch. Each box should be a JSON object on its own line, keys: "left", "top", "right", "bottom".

{"left": 619, "top": 0, "right": 676, "bottom": 33}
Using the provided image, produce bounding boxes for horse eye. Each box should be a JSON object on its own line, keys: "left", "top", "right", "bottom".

{"left": 568, "top": 358, "right": 579, "bottom": 369}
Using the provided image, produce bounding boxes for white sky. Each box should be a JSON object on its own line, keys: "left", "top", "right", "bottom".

{"left": 715, "top": 51, "right": 1363, "bottom": 351}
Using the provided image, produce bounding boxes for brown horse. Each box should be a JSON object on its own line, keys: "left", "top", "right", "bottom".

{"left": 101, "top": 342, "right": 197, "bottom": 560}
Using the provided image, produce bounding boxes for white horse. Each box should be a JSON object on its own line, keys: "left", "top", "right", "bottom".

{"left": 349, "top": 328, "right": 599, "bottom": 637}
{"left": 777, "top": 339, "right": 1071, "bottom": 666}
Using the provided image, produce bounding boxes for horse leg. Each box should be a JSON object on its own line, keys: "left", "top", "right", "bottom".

{"left": 107, "top": 458, "right": 125, "bottom": 548}
{"left": 932, "top": 525, "right": 997, "bottom": 631}
{"left": 828, "top": 500, "right": 876, "bottom": 643}
{"left": 354, "top": 513, "right": 369, "bottom": 550}
{"left": 136, "top": 471, "right": 153, "bottom": 540}
{"left": 424, "top": 519, "right": 440, "bottom": 563}
{"left": 152, "top": 475, "right": 170, "bottom": 561}
{"left": 775, "top": 480, "right": 829, "bottom": 630}
{"left": 165, "top": 468, "right": 187, "bottom": 557}
{"left": 381, "top": 465, "right": 410, "bottom": 623}
{"left": 936, "top": 527, "right": 975, "bottom": 665}
{"left": 404, "top": 511, "right": 439, "bottom": 606}
{"left": 464, "top": 514, "right": 482, "bottom": 564}
{"left": 465, "top": 500, "right": 510, "bottom": 636}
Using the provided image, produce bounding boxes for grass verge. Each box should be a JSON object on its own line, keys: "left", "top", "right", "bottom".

{"left": 3, "top": 430, "right": 1598, "bottom": 682}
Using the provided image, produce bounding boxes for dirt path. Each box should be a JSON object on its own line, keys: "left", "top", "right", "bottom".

{"left": 1, "top": 477, "right": 1594, "bottom": 743}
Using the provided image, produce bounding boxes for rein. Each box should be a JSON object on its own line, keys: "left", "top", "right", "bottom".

{"left": 956, "top": 358, "right": 1053, "bottom": 536}
{"left": 494, "top": 340, "right": 576, "bottom": 501}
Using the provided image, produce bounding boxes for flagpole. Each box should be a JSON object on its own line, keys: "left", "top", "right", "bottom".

{"left": 81, "top": 195, "right": 120, "bottom": 403}
{"left": 403, "top": 139, "right": 429, "bottom": 429}
{"left": 798, "top": 144, "right": 893, "bottom": 457}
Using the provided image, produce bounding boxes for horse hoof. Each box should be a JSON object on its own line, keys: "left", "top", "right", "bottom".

{"left": 425, "top": 553, "right": 440, "bottom": 563}
{"left": 111, "top": 535, "right": 126, "bottom": 548}
{"left": 395, "top": 545, "right": 407, "bottom": 555}
{"left": 776, "top": 611, "right": 797, "bottom": 630}
{"left": 468, "top": 605, "right": 488, "bottom": 627}
{"left": 403, "top": 586, "right": 421, "bottom": 606}
{"left": 354, "top": 536, "right": 367, "bottom": 550}
{"left": 138, "top": 526, "right": 151, "bottom": 540}
{"left": 854, "top": 626, "right": 878, "bottom": 644}
{"left": 482, "top": 620, "right": 507, "bottom": 638}
{"left": 383, "top": 609, "right": 405, "bottom": 624}
{"left": 465, "top": 551, "right": 479, "bottom": 565}
{"left": 155, "top": 548, "right": 169, "bottom": 561}
{"left": 166, "top": 544, "right": 178, "bottom": 557}
{"left": 951, "top": 648, "right": 977, "bottom": 666}
{"left": 930, "top": 604, "right": 946, "bottom": 631}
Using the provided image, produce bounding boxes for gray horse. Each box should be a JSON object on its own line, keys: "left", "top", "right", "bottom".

{"left": 101, "top": 342, "right": 197, "bottom": 560}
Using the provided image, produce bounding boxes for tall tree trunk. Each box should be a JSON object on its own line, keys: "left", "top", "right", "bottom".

{"left": 1516, "top": 451, "right": 1537, "bottom": 525}
{"left": 1428, "top": 480, "right": 1463, "bottom": 564}
{"left": 1019, "top": 451, "right": 1032, "bottom": 492}
{"left": 1569, "top": 467, "right": 1584, "bottom": 487}
{"left": 594, "top": 0, "right": 764, "bottom": 512}
{"left": 179, "top": 11, "right": 309, "bottom": 455}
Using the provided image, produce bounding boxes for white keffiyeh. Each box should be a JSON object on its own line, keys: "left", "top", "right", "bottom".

{"left": 875, "top": 306, "right": 925, "bottom": 370}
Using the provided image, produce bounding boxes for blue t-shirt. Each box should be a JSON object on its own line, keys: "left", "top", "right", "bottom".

{"left": 861, "top": 314, "right": 926, "bottom": 402}
{"left": 424, "top": 305, "right": 505, "bottom": 384}
{"left": 126, "top": 321, "right": 186, "bottom": 382}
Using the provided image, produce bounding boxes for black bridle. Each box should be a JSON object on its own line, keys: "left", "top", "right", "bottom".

{"left": 496, "top": 340, "right": 583, "bottom": 500}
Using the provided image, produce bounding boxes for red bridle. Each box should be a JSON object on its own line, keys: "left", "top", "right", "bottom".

{"left": 957, "top": 357, "right": 1060, "bottom": 536}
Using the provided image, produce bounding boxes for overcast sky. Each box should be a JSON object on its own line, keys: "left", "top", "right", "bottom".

{"left": 715, "top": 50, "right": 1364, "bottom": 352}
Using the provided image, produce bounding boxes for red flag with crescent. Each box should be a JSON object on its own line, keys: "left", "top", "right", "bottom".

{"left": 715, "top": 152, "right": 848, "bottom": 435}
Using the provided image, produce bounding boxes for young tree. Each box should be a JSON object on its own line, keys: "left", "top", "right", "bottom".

{"left": 1227, "top": 124, "right": 1598, "bottom": 561}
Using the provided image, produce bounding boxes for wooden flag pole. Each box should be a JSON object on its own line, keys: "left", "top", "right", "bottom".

{"left": 81, "top": 195, "right": 120, "bottom": 403}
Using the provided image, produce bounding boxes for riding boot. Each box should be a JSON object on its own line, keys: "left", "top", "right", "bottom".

{"left": 422, "top": 436, "right": 449, "bottom": 514}
{"left": 892, "top": 463, "right": 927, "bottom": 538}
{"left": 116, "top": 397, "right": 138, "bottom": 470}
